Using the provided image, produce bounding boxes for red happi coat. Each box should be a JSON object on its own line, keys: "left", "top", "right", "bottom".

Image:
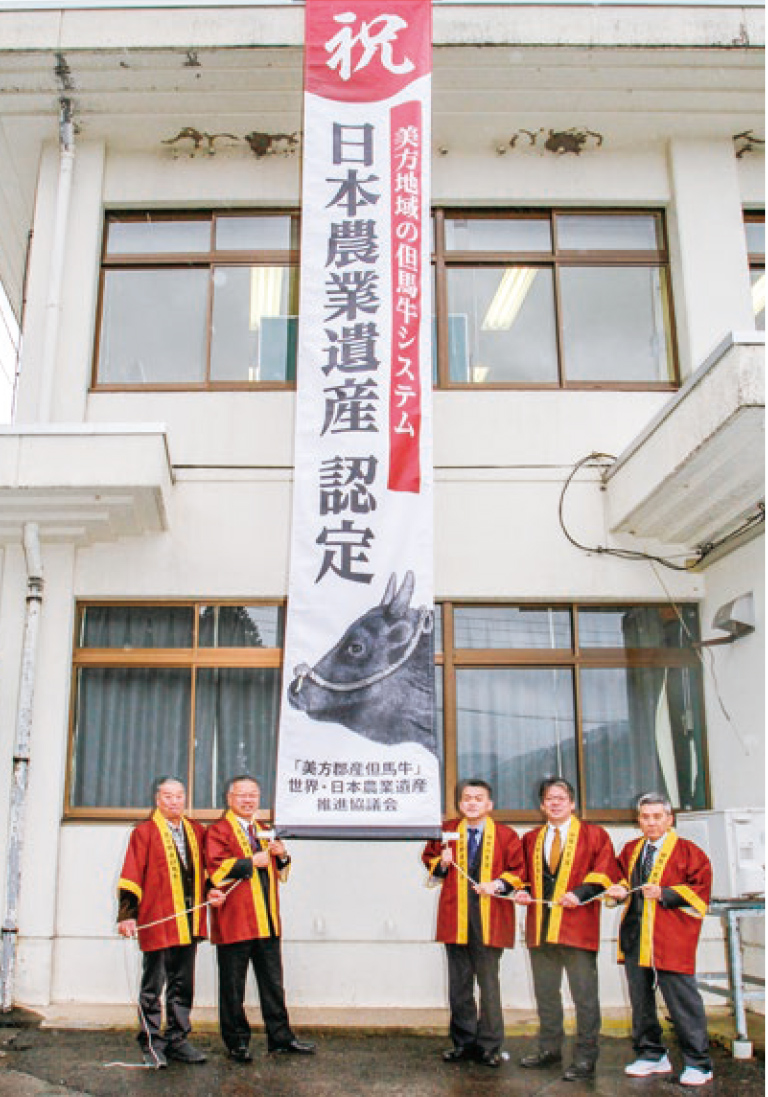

{"left": 422, "top": 817, "right": 525, "bottom": 948}
{"left": 118, "top": 811, "right": 208, "bottom": 953}
{"left": 522, "top": 818, "right": 620, "bottom": 951}
{"left": 617, "top": 831, "right": 711, "bottom": 975}
{"left": 205, "top": 812, "right": 288, "bottom": 946}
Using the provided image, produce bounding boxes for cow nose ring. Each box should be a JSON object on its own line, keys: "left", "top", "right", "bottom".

{"left": 292, "top": 663, "right": 311, "bottom": 692}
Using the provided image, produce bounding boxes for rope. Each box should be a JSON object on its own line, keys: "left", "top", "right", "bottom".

{"left": 449, "top": 859, "right": 670, "bottom": 986}
{"left": 292, "top": 605, "right": 433, "bottom": 694}
{"left": 449, "top": 858, "right": 670, "bottom": 906}
{"left": 105, "top": 879, "right": 243, "bottom": 1069}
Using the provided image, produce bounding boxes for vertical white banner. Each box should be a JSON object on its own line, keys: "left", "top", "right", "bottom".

{"left": 275, "top": 0, "right": 438, "bottom": 838}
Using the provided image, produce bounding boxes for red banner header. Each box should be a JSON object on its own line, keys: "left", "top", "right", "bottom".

{"left": 305, "top": 0, "right": 432, "bottom": 102}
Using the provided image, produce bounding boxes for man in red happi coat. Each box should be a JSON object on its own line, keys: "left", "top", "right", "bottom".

{"left": 605, "top": 793, "right": 713, "bottom": 1087}
{"left": 422, "top": 778, "right": 524, "bottom": 1068}
{"left": 205, "top": 774, "right": 315, "bottom": 1062}
{"left": 515, "top": 777, "right": 620, "bottom": 1081}
{"left": 117, "top": 776, "right": 225, "bottom": 1068}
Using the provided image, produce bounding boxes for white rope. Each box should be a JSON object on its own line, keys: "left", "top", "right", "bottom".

{"left": 448, "top": 860, "right": 670, "bottom": 988}
{"left": 449, "top": 858, "right": 663, "bottom": 906}
{"left": 104, "top": 879, "right": 243, "bottom": 1069}
{"left": 292, "top": 605, "right": 433, "bottom": 694}
{"left": 103, "top": 944, "right": 165, "bottom": 1070}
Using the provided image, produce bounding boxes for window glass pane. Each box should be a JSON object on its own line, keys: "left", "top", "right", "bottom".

{"left": 446, "top": 267, "right": 558, "bottom": 383}
{"left": 210, "top": 266, "right": 297, "bottom": 382}
{"left": 215, "top": 216, "right": 293, "bottom": 252}
{"left": 445, "top": 217, "right": 551, "bottom": 252}
{"left": 454, "top": 607, "right": 571, "bottom": 649}
{"left": 578, "top": 606, "right": 699, "bottom": 649}
{"left": 751, "top": 270, "right": 766, "bottom": 331}
{"left": 745, "top": 218, "right": 765, "bottom": 257}
{"left": 71, "top": 668, "right": 190, "bottom": 808}
{"left": 198, "top": 606, "right": 284, "bottom": 647}
{"left": 433, "top": 604, "right": 443, "bottom": 653}
{"left": 106, "top": 218, "right": 210, "bottom": 255}
{"left": 193, "top": 668, "right": 280, "bottom": 809}
{"left": 98, "top": 269, "right": 208, "bottom": 383}
{"left": 456, "top": 668, "right": 577, "bottom": 811}
{"left": 581, "top": 666, "right": 706, "bottom": 811}
{"left": 557, "top": 214, "right": 661, "bottom": 251}
{"left": 560, "top": 266, "right": 673, "bottom": 382}
{"left": 80, "top": 606, "right": 194, "bottom": 648}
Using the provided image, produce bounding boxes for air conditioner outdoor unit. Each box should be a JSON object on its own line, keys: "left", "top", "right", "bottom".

{"left": 675, "top": 809, "right": 765, "bottom": 900}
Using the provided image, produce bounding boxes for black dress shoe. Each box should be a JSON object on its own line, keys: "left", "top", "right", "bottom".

{"left": 478, "top": 1050, "right": 502, "bottom": 1068}
{"left": 442, "top": 1045, "right": 477, "bottom": 1062}
{"left": 228, "top": 1045, "right": 253, "bottom": 1063}
{"left": 520, "top": 1050, "right": 562, "bottom": 1069}
{"left": 563, "top": 1061, "right": 596, "bottom": 1081}
{"left": 271, "top": 1039, "right": 316, "bottom": 1055}
{"left": 166, "top": 1040, "right": 207, "bottom": 1064}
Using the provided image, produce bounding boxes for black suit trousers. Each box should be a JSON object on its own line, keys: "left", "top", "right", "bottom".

{"left": 445, "top": 938, "right": 505, "bottom": 1054}
{"left": 529, "top": 944, "right": 601, "bottom": 1063}
{"left": 217, "top": 936, "right": 294, "bottom": 1052}
{"left": 137, "top": 943, "right": 196, "bottom": 1052}
{"left": 624, "top": 948, "right": 711, "bottom": 1071}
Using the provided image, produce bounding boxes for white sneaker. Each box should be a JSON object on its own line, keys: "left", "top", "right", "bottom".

{"left": 624, "top": 1055, "right": 672, "bottom": 1076}
{"left": 679, "top": 1066, "right": 713, "bottom": 1086}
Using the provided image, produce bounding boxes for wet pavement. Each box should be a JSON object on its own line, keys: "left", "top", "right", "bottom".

{"left": 0, "top": 1027, "right": 763, "bottom": 1097}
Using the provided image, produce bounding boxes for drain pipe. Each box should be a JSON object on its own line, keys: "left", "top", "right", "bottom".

{"left": 39, "top": 98, "right": 75, "bottom": 423}
{"left": 1, "top": 523, "right": 44, "bottom": 1012}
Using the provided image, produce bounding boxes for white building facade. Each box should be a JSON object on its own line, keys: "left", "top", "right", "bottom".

{"left": 0, "top": 0, "right": 764, "bottom": 1018}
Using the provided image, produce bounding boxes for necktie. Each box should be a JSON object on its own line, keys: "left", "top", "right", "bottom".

{"left": 247, "top": 823, "right": 261, "bottom": 854}
{"left": 640, "top": 842, "right": 656, "bottom": 883}
{"left": 467, "top": 828, "right": 479, "bottom": 865}
{"left": 549, "top": 827, "right": 562, "bottom": 873}
{"left": 170, "top": 824, "right": 188, "bottom": 868}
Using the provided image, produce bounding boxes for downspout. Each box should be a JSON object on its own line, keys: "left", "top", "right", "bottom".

{"left": 39, "top": 98, "right": 75, "bottom": 423}
{"left": 1, "top": 523, "right": 44, "bottom": 1012}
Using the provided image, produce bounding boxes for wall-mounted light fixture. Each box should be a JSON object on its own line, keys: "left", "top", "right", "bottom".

{"left": 695, "top": 592, "right": 756, "bottom": 648}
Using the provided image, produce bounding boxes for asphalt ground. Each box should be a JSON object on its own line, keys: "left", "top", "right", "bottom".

{"left": 0, "top": 1027, "right": 764, "bottom": 1097}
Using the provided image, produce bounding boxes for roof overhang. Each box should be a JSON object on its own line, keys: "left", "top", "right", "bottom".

{"left": 0, "top": 4, "right": 764, "bottom": 314}
{"left": 0, "top": 424, "right": 172, "bottom": 544}
{"left": 604, "top": 332, "right": 765, "bottom": 563}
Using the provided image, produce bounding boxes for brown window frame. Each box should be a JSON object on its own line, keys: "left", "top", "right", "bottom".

{"left": 745, "top": 210, "right": 765, "bottom": 329}
{"left": 66, "top": 598, "right": 708, "bottom": 826}
{"left": 65, "top": 599, "right": 286, "bottom": 822}
{"left": 436, "top": 600, "right": 709, "bottom": 824}
{"left": 432, "top": 207, "right": 680, "bottom": 391}
{"left": 92, "top": 206, "right": 679, "bottom": 394}
{"left": 92, "top": 210, "right": 301, "bottom": 393}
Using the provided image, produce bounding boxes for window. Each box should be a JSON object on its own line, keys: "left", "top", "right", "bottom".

{"left": 438, "top": 603, "right": 707, "bottom": 820}
{"left": 433, "top": 210, "right": 677, "bottom": 388}
{"left": 68, "top": 600, "right": 707, "bottom": 822}
{"left": 94, "top": 207, "right": 676, "bottom": 391}
{"left": 67, "top": 603, "right": 285, "bottom": 818}
{"left": 745, "top": 212, "right": 765, "bottom": 332}
{"left": 94, "top": 212, "right": 300, "bottom": 388}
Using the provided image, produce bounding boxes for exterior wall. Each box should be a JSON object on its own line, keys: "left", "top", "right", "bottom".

{"left": 701, "top": 535, "right": 765, "bottom": 812}
{"left": 0, "top": 29, "right": 762, "bottom": 1011}
{"left": 699, "top": 534, "right": 766, "bottom": 985}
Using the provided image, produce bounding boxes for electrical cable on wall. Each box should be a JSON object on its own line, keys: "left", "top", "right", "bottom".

{"left": 648, "top": 559, "right": 751, "bottom": 758}
{"left": 559, "top": 453, "right": 765, "bottom": 572}
{"left": 558, "top": 452, "right": 758, "bottom": 758}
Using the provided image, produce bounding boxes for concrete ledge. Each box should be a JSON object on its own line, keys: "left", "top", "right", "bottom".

{"left": 29, "top": 1001, "right": 742, "bottom": 1035}
{"left": 605, "top": 333, "right": 765, "bottom": 551}
{"left": 0, "top": 425, "right": 172, "bottom": 544}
